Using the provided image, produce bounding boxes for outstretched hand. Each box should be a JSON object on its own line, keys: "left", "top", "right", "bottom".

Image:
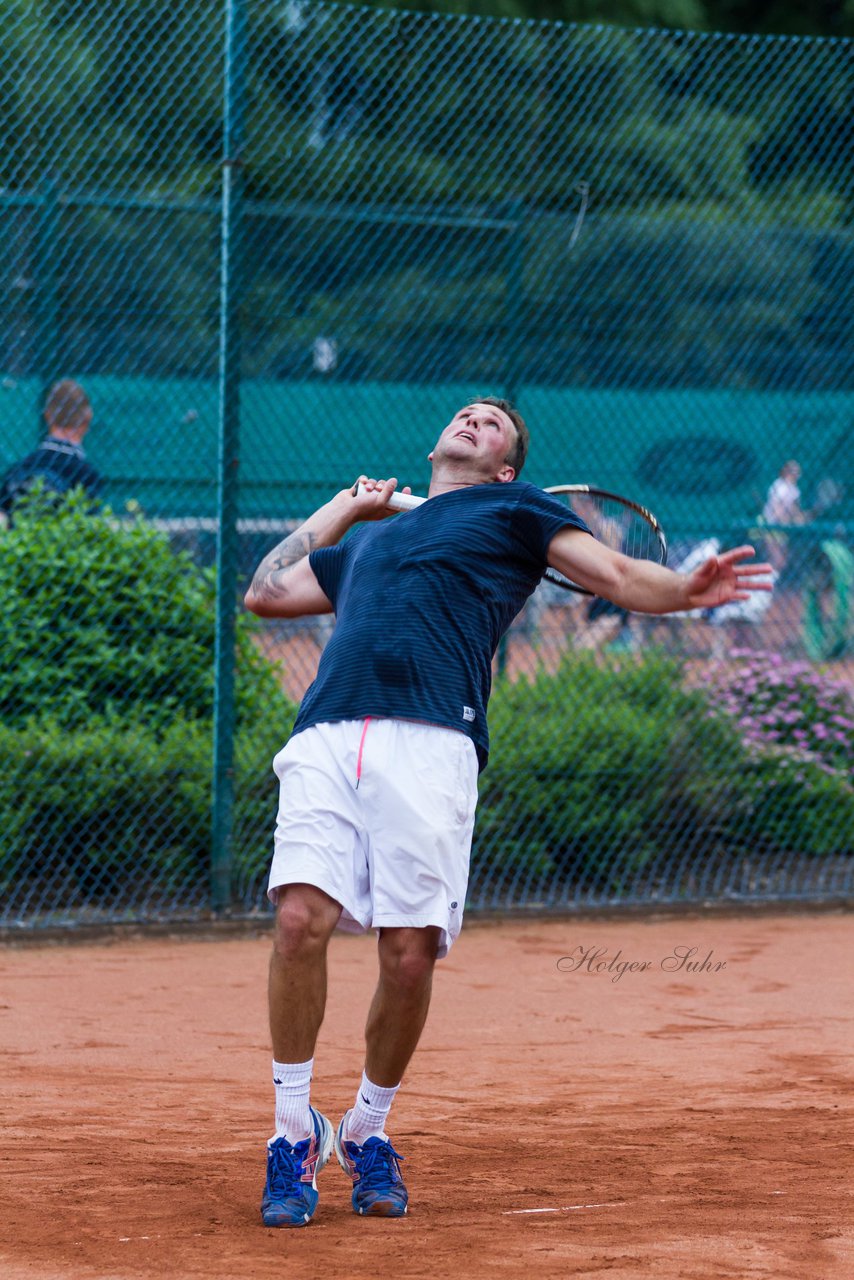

{"left": 685, "top": 545, "right": 773, "bottom": 611}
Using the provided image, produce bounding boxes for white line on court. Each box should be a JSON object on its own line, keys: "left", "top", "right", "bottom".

{"left": 504, "top": 1190, "right": 787, "bottom": 1217}
{"left": 503, "top": 1201, "right": 626, "bottom": 1215}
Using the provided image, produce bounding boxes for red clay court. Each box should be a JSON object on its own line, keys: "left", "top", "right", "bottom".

{"left": 2, "top": 911, "right": 852, "bottom": 1280}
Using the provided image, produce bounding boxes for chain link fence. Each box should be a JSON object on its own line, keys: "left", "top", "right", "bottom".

{"left": 1, "top": 1, "right": 852, "bottom": 929}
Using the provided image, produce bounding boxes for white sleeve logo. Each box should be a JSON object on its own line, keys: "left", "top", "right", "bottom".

{"left": 462, "top": 706, "right": 476, "bottom": 722}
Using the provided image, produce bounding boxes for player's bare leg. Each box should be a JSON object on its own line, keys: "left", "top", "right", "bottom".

{"left": 365, "top": 926, "right": 442, "bottom": 1085}
{"left": 268, "top": 883, "right": 342, "bottom": 1061}
{"left": 335, "top": 926, "right": 441, "bottom": 1217}
{"left": 261, "top": 883, "right": 341, "bottom": 1228}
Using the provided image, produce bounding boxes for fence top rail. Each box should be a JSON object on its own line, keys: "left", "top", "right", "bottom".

{"left": 292, "top": 2, "right": 854, "bottom": 46}
{"left": 0, "top": 186, "right": 518, "bottom": 232}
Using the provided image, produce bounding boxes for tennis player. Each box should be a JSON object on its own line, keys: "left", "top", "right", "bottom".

{"left": 244, "top": 398, "right": 771, "bottom": 1227}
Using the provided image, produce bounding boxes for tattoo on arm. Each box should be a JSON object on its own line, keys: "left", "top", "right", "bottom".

{"left": 250, "top": 529, "right": 320, "bottom": 603}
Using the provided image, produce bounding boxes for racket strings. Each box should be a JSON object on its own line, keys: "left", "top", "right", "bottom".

{"left": 544, "top": 487, "right": 667, "bottom": 595}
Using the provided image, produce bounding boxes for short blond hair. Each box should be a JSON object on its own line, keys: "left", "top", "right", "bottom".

{"left": 44, "top": 380, "right": 92, "bottom": 431}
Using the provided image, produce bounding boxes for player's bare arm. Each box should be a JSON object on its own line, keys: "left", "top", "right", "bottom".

{"left": 244, "top": 477, "right": 405, "bottom": 618}
{"left": 547, "top": 527, "right": 772, "bottom": 615}
{"left": 244, "top": 529, "right": 331, "bottom": 618}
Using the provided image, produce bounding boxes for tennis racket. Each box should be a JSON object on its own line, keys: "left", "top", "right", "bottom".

{"left": 352, "top": 482, "right": 667, "bottom": 596}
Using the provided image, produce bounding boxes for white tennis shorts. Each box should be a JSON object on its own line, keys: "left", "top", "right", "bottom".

{"left": 267, "top": 718, "right": 479, "bottom": 958}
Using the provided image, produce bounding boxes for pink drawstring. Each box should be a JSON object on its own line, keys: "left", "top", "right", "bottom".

{"left": 355, "top": 718, "right": 372, "bottom": 788}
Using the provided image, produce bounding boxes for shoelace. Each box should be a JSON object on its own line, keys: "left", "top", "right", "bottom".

{"left": 267, "top": 1137, "right": 311, "bottom": 1199}
{"left": 352, "top": 1139, "right": 404, "bottom": 1192}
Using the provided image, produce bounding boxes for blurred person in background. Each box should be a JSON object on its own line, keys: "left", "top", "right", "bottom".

{"left": 761, "top": 459, "right": 805, "bottom": 576}
{"left": 0, "top": 380, "right": 102, "bottom": 524}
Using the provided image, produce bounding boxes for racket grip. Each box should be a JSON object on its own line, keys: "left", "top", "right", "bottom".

{"left": 352, "top": 482, "right": 425, "bottom": 511}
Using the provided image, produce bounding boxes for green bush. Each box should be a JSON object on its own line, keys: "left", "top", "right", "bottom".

{"left": 733, "top": 749, "right": 854, "bottom": 858}
{"left": 473, "top": 651, "right": 854, "bottom": 893}
{"left": 0, "top": 712, "right": 293, "bottom": 902}
{"left": 0, "top": 493, "right": 296, "bottom": 902}
{"left": 0, "top": 490, "right": 282, "bottom": 731}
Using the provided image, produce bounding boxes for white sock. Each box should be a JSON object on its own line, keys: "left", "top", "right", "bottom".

{"left": 271, "top": 1057, "right": 313, "bottom": 1145}
{"left": 345, "top": 1072, "right": 400, "bottom": 1145}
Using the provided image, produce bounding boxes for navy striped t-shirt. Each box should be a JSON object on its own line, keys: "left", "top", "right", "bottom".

{"left": 292, "top": 481, "right": 589, "bottom": 768}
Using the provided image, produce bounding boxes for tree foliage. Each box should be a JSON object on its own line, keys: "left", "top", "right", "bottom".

{"left": 2, "top": 0, "right": 852, "bottom": 390}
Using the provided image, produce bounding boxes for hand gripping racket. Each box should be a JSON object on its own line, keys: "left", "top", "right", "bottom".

{"left": 352, "top": 481, "right": 667, "bottom": 596}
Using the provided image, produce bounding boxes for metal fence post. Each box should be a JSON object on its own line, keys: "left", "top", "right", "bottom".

{"left": 497, "top": 200, "right": 526, "bottom": 677}
{"left": 211, "top": 0, "right": 248, "bottom": 913}
{"left": 503, "top": 199, "right": 525, "bottom": 408}
{"left": 35, "top": 175, "right": 61, "bottom": 431}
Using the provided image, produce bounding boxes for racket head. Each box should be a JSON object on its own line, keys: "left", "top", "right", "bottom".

{"left": 543, "top": 485, "right": 668, "bottom": 595}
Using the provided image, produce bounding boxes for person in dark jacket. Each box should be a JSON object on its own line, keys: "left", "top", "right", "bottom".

{"left": 0, "top": 380, "right": 101, "bottom": 521}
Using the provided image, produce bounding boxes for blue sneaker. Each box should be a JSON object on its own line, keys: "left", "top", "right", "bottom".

{"left": 261, "top": 1108, "right": 333, "bottom": 1227}
{"left": 334, "top": 1111, "right": 408, "bottom": 1217}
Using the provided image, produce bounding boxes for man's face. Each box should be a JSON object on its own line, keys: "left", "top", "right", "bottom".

{"left": 430, "top": 403, "right": 517, "bottom": 483}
